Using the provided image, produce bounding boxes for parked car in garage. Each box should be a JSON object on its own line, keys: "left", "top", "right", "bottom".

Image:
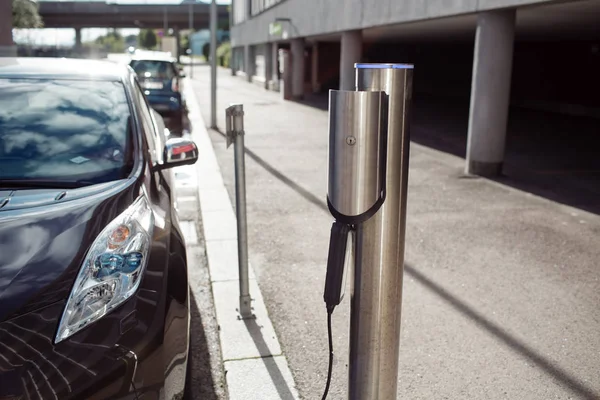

{"left": 0, "top": 57, "right": 197, "bottom": 399}
{"left": 129, "top": 51, "right": 186, "bottom": 134}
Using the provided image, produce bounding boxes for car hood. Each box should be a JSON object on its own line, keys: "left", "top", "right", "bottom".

{"left": 0, "top": 180, "right": 138, "bottom": 322}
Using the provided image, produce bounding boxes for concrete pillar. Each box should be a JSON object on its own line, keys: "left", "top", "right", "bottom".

{"left": 163, "top": 6, "right": 168, "bottom": 34}
{"left": 231, "top": 46, "right": 237, "bottom": 76}
{"left": 466, "top": 9, "right": 516, "bottom": 176}
{"left": 264, "top": 42, "right": 273, "bottom": 90}
{"left": 290, "top": 38, "right": 305, "bottom": 99}
{"left": 280, "top": 49, "right": 292, "bottom": 100}
{"left": 271, "top": 42, "right": 279, "bottom": 90}
{"left": 244, "top": 45, "right": 254, "bottom": 82}
{"left": 74, "top": 28, "right": 82, "bottom": 51}
{"left": 0, "top": 0, "right": 16, "bottom": 56}
{"left": 339, "top": 30, "right": 362, "bottom": 90}
{"left": 174, "top": 28, "right": 181, "bottom": 63}
{"left": 311, "top": 42, "right": 320, "bottom": 93}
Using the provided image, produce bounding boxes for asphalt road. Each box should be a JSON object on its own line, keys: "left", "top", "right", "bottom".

{"left": 189, "top": 65, "right": 600, "bottom": 400}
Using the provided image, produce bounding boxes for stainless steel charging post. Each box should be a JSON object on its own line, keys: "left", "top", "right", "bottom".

{"left": 323, "top": 63, "right": 413, "bottom": 400}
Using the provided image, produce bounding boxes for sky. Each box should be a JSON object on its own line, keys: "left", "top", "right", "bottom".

{"left": 13, "top": 28, "right": 140, "bottom": 46}
{"left": 13, "top": 0, "right": 230, "bottom": 46}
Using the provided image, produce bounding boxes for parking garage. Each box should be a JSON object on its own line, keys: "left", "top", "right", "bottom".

{"left": 231, "top": 0, "right": 600, "bottom": 214}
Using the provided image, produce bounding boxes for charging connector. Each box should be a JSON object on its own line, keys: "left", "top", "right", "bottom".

{"left": 321, "top": 221, "right": 353, "bottom": 399}
{"left": 324, "top": 221, "right": 350, "bottom": 312}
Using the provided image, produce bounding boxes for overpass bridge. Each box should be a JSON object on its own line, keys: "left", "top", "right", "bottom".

{"left": 38, "top": 1, "right": 229, "bottom": 29}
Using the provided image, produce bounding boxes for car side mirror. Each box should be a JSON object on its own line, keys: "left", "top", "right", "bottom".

{"left": 155, "top": 137, "right": 198, "bottom": 171}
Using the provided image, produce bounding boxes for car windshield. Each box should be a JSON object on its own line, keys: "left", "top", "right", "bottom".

{"left": 130, "top": 60, "right": 176, "bottom": 80}
{"left": 0, "top": 78, "right": 133, "bottom": 185}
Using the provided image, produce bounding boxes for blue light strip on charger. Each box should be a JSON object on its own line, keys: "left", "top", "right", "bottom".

{"left": 354, "top": 63, "right": 414, "bottom": 69}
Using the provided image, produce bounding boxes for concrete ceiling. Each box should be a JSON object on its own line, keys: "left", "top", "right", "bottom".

{"left": 310, "top": 0, "right": 600, "bottom": 43}
{"left": 38, "top": 1, "right": 229, "bottom": 29}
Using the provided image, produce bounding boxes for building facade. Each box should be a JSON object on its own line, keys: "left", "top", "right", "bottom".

{"left": 229, "top": 0, "right": 600, "bottom": 176}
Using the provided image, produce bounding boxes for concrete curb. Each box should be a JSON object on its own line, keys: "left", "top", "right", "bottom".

{"left": 184, "top": 80, "right": 300, "bottom": 400}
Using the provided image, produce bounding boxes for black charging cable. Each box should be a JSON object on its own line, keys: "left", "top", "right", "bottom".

{"left": 322, "top": 307, "right": 334, "bottom": 400}
{"left": 321, "top": 221, "right": 352, "bottom": 400}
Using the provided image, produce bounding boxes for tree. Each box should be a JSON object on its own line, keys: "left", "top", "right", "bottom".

{"left": 138, "top": 29, "right": 157, "bottom": 50}
{"left": 12, "top": 0, "right": 43, "bottom": 29}
{"left": 181, "top": 34, "right": 190, "bottom": 54}
{"left": 217, "top": 41, "right": 231, "bottom": 67}
{"left": 94, "top": 30, "right": 125, "bottom": 53}
{"left": 218, "top": 18, "right": 230, "bottom": 32}
{"left": 124, "top": 34, "right": 138, "bottom": 47}
{"left": 202, "top": 43, "right": 210, "bottom": 60}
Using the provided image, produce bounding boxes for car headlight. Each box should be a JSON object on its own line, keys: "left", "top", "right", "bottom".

{"left": 55, "top": 196, "right": 154, "bottom": 343}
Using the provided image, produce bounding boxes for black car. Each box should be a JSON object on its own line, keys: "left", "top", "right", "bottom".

{"left": 129, "top": 52, "right": 186, "bottom": 134}
{"left": 0, "top": 58, "right": 198, "bottom": 399}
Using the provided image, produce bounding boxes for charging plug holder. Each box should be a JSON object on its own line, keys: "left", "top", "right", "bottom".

{"left": 324, "top": 89, "right": 387, "bottom": 309}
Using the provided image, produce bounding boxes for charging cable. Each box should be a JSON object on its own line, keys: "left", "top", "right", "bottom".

{"left": 321, "top": 222, "right": 352, "bottom": 399}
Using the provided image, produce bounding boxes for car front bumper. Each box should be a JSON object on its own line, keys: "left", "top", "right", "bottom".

{"left": 0, "top": 287, "right": 190, "bottom": 400}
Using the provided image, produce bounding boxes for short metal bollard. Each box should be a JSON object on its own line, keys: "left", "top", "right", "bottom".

{"left": 225, "top": 104, "right": 253, "bottom": 319}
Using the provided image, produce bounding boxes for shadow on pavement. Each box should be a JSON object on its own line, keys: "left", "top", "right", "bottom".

{"left": 181, "top": 61, "right": 209, "bottom": 67}
{"left": 214, "top": 127, "right": 327, "bottom": 213}
{"left": 243, "top": 318, "right": 297, "bottom": 400}
{"left": 183, "top": 108, "right": 193, "bottom": 134}
{"left": 292, "top": 93, "right": 600, "bottom": 215}
{"left": 212, "top": 126, "right": 599, "bottom": 399}
{"left": 290, "top": 93, "right": 329, "bottom": 111}
{"left": 410, "top": 96, "right": 600, "bottom": 216}
{"left": 405, "top": 264, "right": 600, "bottom": 400}
{"left": 186, "top": 291, "right": 219, "bottom": 400}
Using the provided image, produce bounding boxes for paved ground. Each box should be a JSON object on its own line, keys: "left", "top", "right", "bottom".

{"left": 189, "top": 65, "right": 600, "bottom": 399}
{"left": 173, "top": 137, "right": 228, "bottom": 400}
{"left": 183, "top": 81, "right": 299, "bottom": 400}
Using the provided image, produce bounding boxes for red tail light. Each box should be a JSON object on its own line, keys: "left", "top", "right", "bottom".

{"left": 171, "top": 78, "right": 180, "bottom": 92}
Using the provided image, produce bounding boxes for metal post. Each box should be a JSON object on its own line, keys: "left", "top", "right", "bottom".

{"left": 210, "top": 0, "right": 218, "bottom": 128}
{"left": 226, "top": 104, "right": 253, "bottom": 318}
{"left": 349, "top": 63, "right": 413, "bottom": 399}
{"left": 280, "top": 49, "right": 291, "bottom": 100}
{"left": 163, "top": 6, "right": 168, "bottom": 35}
{"left": 175, "top": 27, "right": 181, "bottom": 64}
{"left": 188, "top": 2, "right": 194, "bottom": 78}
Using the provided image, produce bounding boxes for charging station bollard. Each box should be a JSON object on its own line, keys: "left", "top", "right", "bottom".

{"left": 323, "top": 63, "right": 413, "bottom": 399}
{"left": 226, "top": 104, "right": 253, "bottom": 319}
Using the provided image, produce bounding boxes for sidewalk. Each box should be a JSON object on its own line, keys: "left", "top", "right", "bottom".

{"left": 182, "top": 81, "right": 299, "bottom": 400}
{"left": 190, "top": 65, "right": 600, "bottom": 399}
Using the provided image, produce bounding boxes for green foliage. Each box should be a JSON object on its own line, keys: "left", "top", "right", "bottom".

{"left": 218, "top": 18, "right": 230, "bottom": 32}
{"left": 12, "top": 0, "right": 43, "bottom": 29}
{"left": 202, "top": 43, "right": 210, "bottom": 60}
{"left": 94, "top": 30, "right": 125, "bottom": 53}
{"left": 181, "top": 34, "right": 190, "bottom": 53}
{"left": 216, "top": 41, "right": 231, "bottom": 68}
{"left": 138, "top": 29, "right": 158, "bottom": 50}
{"left": 124, "top": 34, "right": 138, "bottom": 47}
